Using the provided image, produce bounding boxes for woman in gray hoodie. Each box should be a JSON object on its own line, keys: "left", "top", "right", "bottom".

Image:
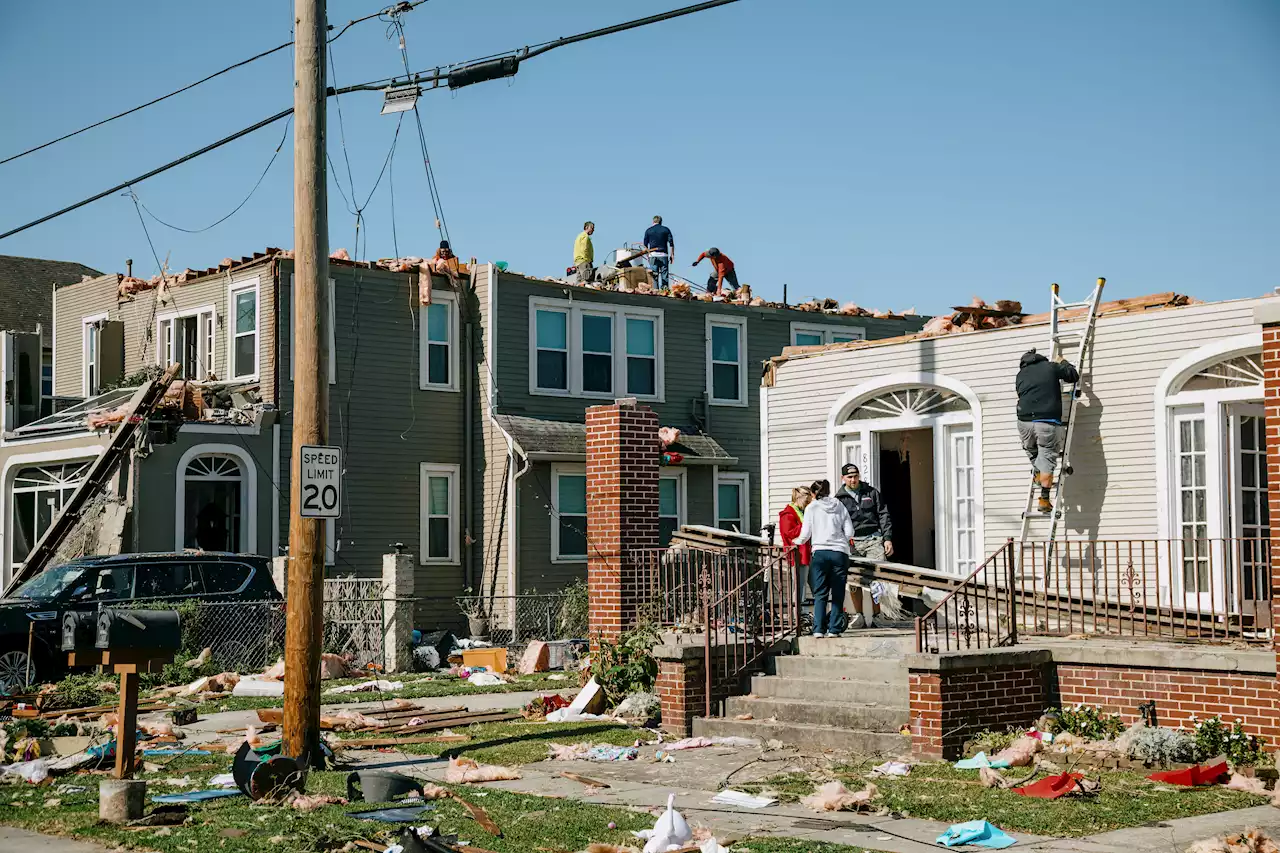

{"left": 794, "top": 479, "right": 855, "bottom": 638}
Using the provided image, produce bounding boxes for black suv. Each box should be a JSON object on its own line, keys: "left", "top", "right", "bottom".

{"left": 0, "top": 553, "right": 280, "bottom": 692}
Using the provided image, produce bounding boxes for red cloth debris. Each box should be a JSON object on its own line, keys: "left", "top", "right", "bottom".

{"left": 1013, "top": 772, "right": 1084, "bottom": 799}
{"left": 1148, "top": 762, "right": 1229, "bottom": 787}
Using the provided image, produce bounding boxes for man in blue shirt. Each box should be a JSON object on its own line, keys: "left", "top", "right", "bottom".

{"left": 643, "top": 215, "right": 674, "bottom": 289}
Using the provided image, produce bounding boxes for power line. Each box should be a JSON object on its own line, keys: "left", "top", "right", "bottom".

{"left": 133, "top": 116, "right": 292, "bottom": 234}
{"left": 0, "top": 0, "right": 741, "bottom": 241}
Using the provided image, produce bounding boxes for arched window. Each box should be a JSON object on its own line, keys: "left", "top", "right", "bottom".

{"left": 11, "top": 461, "right": 92, "bottom": 565}
{"left": 183, "top": 454, "right": 244, "bottom": 552}
{"left": 844, "top": 387, "right": 971, "bottom": 421}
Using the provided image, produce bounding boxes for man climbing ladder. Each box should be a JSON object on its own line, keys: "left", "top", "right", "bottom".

{"left": 1016, "top": 350, "right": 1079, "bottom": 513}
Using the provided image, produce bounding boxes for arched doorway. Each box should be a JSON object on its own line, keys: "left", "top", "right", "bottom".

{"left": 827, "top": 373, "right": 983, "bottom": 574}
{"left": 175, "top": 444, "right": 257, "bottom": 553}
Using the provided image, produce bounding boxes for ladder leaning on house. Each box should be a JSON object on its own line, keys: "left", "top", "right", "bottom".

{"left": 1019, "top": 278, "right": 1106, "bottom": 545}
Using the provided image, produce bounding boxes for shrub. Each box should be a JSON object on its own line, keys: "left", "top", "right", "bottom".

{"left": 1128, "top": 726, "right": 1196, "bottom": 765}
{"left": 1191, "top": 716, "right": 1269, "bottom": 767}
{"left": 590, "top": 622, "right": 660, "bottom": 707}
{"left": 557, "top": 580, "right": 589, "bottom": 638}
{"left": 1051, "top": 704, "right": 1126, "bottom": 741}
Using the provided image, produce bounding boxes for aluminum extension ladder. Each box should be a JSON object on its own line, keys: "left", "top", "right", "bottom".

{"left": 1019, "top": 278, "right": 1106, "bottom": 546}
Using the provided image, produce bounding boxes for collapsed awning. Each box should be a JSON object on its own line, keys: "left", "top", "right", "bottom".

{"left": 493, "top": 414, "right": 737, "bottom": 466}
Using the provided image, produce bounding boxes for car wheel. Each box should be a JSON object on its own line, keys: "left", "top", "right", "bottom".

{"left": 0, "top": 649, "right": 35, "bottom": 693}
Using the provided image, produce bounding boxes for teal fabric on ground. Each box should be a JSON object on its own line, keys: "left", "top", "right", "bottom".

{"left": 936, "top": 819, "right": 1017, "bottom": 848}
{"left": 152, "top": 790, "right": 242, "bottom": 804}
{"left": 954, "top": 751, "right": 1011, "bottom": 770}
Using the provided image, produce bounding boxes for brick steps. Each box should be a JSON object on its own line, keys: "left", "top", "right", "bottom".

{"left": 724, "top": 695, "right": 909, "bottom": 730}
{"left": 751, "top": 674, "right": 908, "bottom": 705}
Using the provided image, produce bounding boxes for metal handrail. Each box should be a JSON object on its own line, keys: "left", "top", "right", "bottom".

{"left": 915, "top": 538, "right": 1016, "bottom": 653}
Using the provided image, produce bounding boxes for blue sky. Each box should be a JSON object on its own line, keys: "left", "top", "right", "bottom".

{"left": 1, "top": 0, "right": 1277, "bottom": 314}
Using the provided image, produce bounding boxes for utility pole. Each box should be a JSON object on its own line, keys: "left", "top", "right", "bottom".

{"left": 283, "top": 0, "right": 329, "bottom": 763}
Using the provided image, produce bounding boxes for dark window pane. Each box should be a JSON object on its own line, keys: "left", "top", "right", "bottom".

{"left": 627, "top": 357, "right": 655, "bottom": 396}
{"left": 234, "top": 335, "right": 255, "bottom": 377}
{"left": 200, "top": 563, "right": 251, "bottom": 595}
{"left": 582, "top": 314, "right": 612, "bottom": 353}
{"left": 1241, "top": 419, "right": 1257, "bottom": 450}
{"left": 91, "top": 566, "right": 134, "bottom": 601}
{"left": 557, "top": 476, "right": 587, "bottom": 515}
{"left": 659, "top": 517, "right": 678, "bottom": 547}
{"left": 12, "top": 492, "right": 34, "bottom": 563}
{"left": 795, "top": 332, "right": 822, "bottom": 347}
{"left": 583, "top": 353, "right": 612, "bottom": 393}
{"left": 713, "top": 363, "right": 739, "bottom": 401}
{"left": 559, "top": 516, "right": 587, "bottom": 558}
{"left": 186, "top": 480, "right": 242, "bottom": 551}
{"left": 537, "top": 350, "right": 568, "bottom": 390}
{"left": 428, "top": 343, "right": 449, "bottom": 385}
{"left": 1243, "top": 460, "right": 1257, "bottom": 488}
{"left": 536, "top": 310, "right": 567, "bottom": 349}
{"left": 428, "top": 517, "right": 450, "bottom": 559}
{"left": 711, "top": 325, "right": 738, "bottom": 362}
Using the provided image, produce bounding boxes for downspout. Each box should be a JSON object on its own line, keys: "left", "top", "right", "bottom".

{"left": 464, "top": 262, "right": 478, "bottom": 591}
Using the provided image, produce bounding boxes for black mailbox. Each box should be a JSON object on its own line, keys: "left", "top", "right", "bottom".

{"left": 95, "top": 609, "right": 182, "bottom": 652}
{"left": 61, "top": 611, "right": 99, "bottom": 653}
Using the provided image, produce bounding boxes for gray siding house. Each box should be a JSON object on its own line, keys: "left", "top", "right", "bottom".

{"left": 4, "top": 249, "right": 923, "bottom": 631}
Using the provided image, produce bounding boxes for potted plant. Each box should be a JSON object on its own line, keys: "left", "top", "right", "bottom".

{"left": 458, "top": 590, "right": 490, "bottom": 640}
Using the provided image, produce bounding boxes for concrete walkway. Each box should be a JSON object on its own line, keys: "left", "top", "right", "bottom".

{"left": 0, "top": 827, "right": 111, "bottom": 852}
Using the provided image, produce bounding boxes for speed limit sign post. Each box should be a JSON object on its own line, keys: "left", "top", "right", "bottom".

{"left": 299, "top": 445, "right": 342, "bottom": 518}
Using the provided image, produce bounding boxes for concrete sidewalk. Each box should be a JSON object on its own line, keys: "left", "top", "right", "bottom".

{"left": 0, "top": 827, "right": 111, "bottom": 852}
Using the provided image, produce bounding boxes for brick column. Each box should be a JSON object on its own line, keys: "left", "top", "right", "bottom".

{"left": 1263, "top": 315, "right": 1280, "bottom": 663}
{"left": 586, "top": 399, "right": 660, "bottom": 643}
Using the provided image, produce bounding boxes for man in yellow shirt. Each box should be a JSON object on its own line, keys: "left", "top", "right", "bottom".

{"left": 573, "top": 221, "right": 595, "bottom": 283}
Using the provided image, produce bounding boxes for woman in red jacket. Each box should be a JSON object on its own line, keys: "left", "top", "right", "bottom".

{"left": 779, "top": 485, "right": 813, "bottom": 589}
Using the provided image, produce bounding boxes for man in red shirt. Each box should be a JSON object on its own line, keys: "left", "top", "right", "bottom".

{"left": 691, "top": 247, "right": 739, "bottom": 295}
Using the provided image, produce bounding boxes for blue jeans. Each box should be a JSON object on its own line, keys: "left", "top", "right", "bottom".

{"left": 649, "top": 254, "right": 669, "bottom": 289}
{"left": 809, "top": 550, "right": 849, "bottom": 635}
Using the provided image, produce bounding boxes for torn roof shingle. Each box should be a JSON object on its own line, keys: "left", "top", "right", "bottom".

{"left": 494, "top": 414, "right": 734, "bottom": 462}
{"left": 0, "top": 254, "right": 103, "bottom": 333}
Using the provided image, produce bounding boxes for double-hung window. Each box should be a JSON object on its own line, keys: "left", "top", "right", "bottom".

{"left": 715, "top": 471, "right": 750, "bottom": 532}
{"left": 707, "top": 316, "right": 747, "bottom": 406}
{"left": 82, "top": 314, "right": 106, "bottom": 396}
{"left": 530, "top": 298, "right": 664, "bottom": 400}
{"left": 791, "top": 323, "right": 866, "bottom": 347}
{"left": 420, "top": 463, "right": 459, "bottom": 564}
{"left": 287, "top": 274, "right": 337, "bottom": 384}
{"left": 230, "top": 282, "right": 259, "bottom": 380}
{"left": 158, "top": 305, "right": 216, "bottom": 380}
{"left": 419, "top": 291, "right": 459, "bottom": 391}
{"left": 659, "top": 470, "right": 686, "bottom": 547}
{"left": 552, "top": 465, "right": 588, "bottom": 562}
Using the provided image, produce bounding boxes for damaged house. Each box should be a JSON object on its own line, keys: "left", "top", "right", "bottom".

{"left": 0, "top": 247, "right": 925, "bottom": 629}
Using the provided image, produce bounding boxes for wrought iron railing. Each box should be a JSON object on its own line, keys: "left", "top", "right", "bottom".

{"left": 916, "top": 538, "right": 1017, "bottom": 653}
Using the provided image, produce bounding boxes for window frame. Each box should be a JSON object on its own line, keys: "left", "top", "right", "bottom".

{"left": 706, "top": 315, "right": 748, "bottom": 407}
{"left": 790, "top": 322, "right": 866, "bottom": 347}
{"left": 287, "top": 274, "right": 337, "bottom": 385}
{"left": 228, "top": 280, "right": 261, "bottom": 382}
{"left": 528, "top": 297, "right": 665, "bottom": 402}
{"left": 10, "top": 460, "right": 93, "bottom": 569}
{"left": 156, "top": 303, "right": 217, "bottom": 379}
{"left": 81, "top": 313, "right": 107, "bottom": 397}
{"left": 714, "top": 470, "right": 751, "bottom": 533}
{"left": 658, "top": 469, "right": 687, "bottom": 547}
{"left": 419, "top": 463, "right": 460, "bottom": 565}
{"left": 418, "top": 290, "right": 460, "bottom": 392}
{"left": 550, "top": 463, "right": 589, "bottom": 564}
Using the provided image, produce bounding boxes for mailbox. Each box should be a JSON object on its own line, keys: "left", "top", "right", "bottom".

{"left": 61, "top": 611, "right": 99, "bottom": 653}
{"left": 95, "top": 609, "right": 182, "bottom": 652}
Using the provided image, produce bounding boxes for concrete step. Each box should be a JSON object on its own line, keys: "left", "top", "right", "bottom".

{"left": 750, "top": 674, "right": 908, "bottom": 706}
{"left": 724, "top": 695, "right": 908, "bottom": 730}
{"left": 773, "top": 655, "right": 906, "bottom": 684}
{"left": 794, "top": 632, "right": 916, "bottom": 658}
{"left": 693, "top": 716, "right": 912, "bottom": 756}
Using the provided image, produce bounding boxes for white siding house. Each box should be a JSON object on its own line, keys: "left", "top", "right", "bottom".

{"left": 762, "top": 292, "right": 1274, "bottom": 610}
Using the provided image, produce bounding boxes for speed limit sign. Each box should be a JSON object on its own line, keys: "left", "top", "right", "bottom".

{"left": 299, "top": 445, "right": 342, "bottom": 518}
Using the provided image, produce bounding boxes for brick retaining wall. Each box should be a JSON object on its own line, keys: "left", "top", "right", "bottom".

{"left": 910, "top": 662, "right": 1048, "bottom": 760}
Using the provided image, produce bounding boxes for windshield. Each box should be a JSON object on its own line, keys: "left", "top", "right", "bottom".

{"left": 14, "top": 563, "right": 89, "bottom": 600}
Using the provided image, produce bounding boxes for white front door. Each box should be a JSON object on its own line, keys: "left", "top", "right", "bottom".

{"left": 947, "top": 427, "right": 978, "bottom": 575}
{"left": 1227, "top": 404, "right": 1269, "bottom": 624}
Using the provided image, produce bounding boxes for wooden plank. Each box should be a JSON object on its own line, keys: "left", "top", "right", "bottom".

{"left": 333, "top": 733, "right": 470, "bottom": 748}
{"left": 115, "top": 669, "right": 139, "bottom": 780}
{"left": 391, "top": 711, "right": 519, "bottom": 734}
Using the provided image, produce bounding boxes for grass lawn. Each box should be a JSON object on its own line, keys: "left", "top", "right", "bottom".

{"left": 742, "top": 762, "right": 1269, "bottom": 838}
{"left": 188, "top": 674, "right": 573, "bottom": 714}
{"left": 0, "top": 756, "right": 888, "bottom": 853}
{"left": 340, "top": 720, "right": 644, "bottom": 766}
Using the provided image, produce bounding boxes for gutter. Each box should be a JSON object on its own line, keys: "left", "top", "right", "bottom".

{"left": 463, "top": 261, "right": 478, "bottom": 591}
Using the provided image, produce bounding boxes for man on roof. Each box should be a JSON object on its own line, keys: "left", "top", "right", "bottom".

{"left": 573, "top": 221, "right": 595, "bottom": 284}
{"left": 643, "top": 215, "right": 674, "bottom": 289}
{"left": 1016, "top": 349, "right": 1080, "bottom": 513}
{"left": 691, "top": 247, "right": 738, "bottom": 295}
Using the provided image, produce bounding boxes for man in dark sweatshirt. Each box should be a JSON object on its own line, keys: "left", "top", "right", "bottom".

{"left": 1016, "top": 349, "right": 1080, "bottom": 513}
{"left": 835, "top": 463, "right": 893, "bottom": 629}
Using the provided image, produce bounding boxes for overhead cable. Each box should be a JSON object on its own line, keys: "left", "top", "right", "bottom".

{"left": 0, "top": 0, "right": 740, "bottom": 240}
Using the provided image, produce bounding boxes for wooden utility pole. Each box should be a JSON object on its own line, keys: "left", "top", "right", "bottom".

{"left": 283, "top": 0, "right": 329, "bottom": 762}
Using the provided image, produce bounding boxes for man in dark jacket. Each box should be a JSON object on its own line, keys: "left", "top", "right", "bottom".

{"left": 1016, "top": 349, "right": 1080, "bottom": 513}
{"left": 836, "top": 463, "right": 894, "bottom": 558}
{"left": 643, "top": 215, "right": 674, "bottom": 289}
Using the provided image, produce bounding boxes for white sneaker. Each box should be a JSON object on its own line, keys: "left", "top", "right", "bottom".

{"left": 812, "top": 633, "right": 826, "bottom": 639}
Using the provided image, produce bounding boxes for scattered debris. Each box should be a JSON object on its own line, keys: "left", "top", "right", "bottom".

{"left": 710, "top": 790, "right": 778, "bottom": 810}
{"left": 1149, "top": 762, "right": 1230, "bottom": 787}
{"left": 991, "top": 736, "right": 1041, "bottom": 768}
{"left": 955, "top": 752, "right": 1011, "bottom": 770}
{"left": 1185, "top": 828, "right": 1280, "bottom": 853}
{"left": 936, "top": 819, "right": 1017, "bottom": 849}
{"left": 325, "top": 680, "right": 405, "bottom": 695}
{"left": 561, "top": 772, "right": 610, "bottom": 789}
{"left": 518, "top": 641, "right": 551, "bottom": 674}
{"left": 800, "top": 781, "right": 877, "bottom": 813}
{"left": 869, "top": 760, "right": 911, "bottom": 777}
{"left": 1013, "top": 772, "right": 1092, "bottom": 800}
{"left": 284, "top": 791, "right": 347, "bottom": 811}
{"left": 979, "top": 767, "right": 1010, "bottom": 789}
{"left": 664, "top": 737, "right": 759, "bottom": 751}
{"left": 1225, "top": 773, "right": 1271, "bottom": 796}
{"left": 151, "top": 790, "right": 242, "bottom": 804}
{"left": 184, "top": 647, "right": 212, "bottom": 668}
{"left": 444, "top": 756, "right": 522, "bottom": 784}
{"left": 634, "top": 793, "right": 692, "bottom": 853}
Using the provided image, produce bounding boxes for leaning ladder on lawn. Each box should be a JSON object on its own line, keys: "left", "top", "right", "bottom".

{"left": 2, "top": 364, "right": 181, "bottom": 596}
{"left": 1019, "top": 278, "right": 1106, "bottom": 546}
